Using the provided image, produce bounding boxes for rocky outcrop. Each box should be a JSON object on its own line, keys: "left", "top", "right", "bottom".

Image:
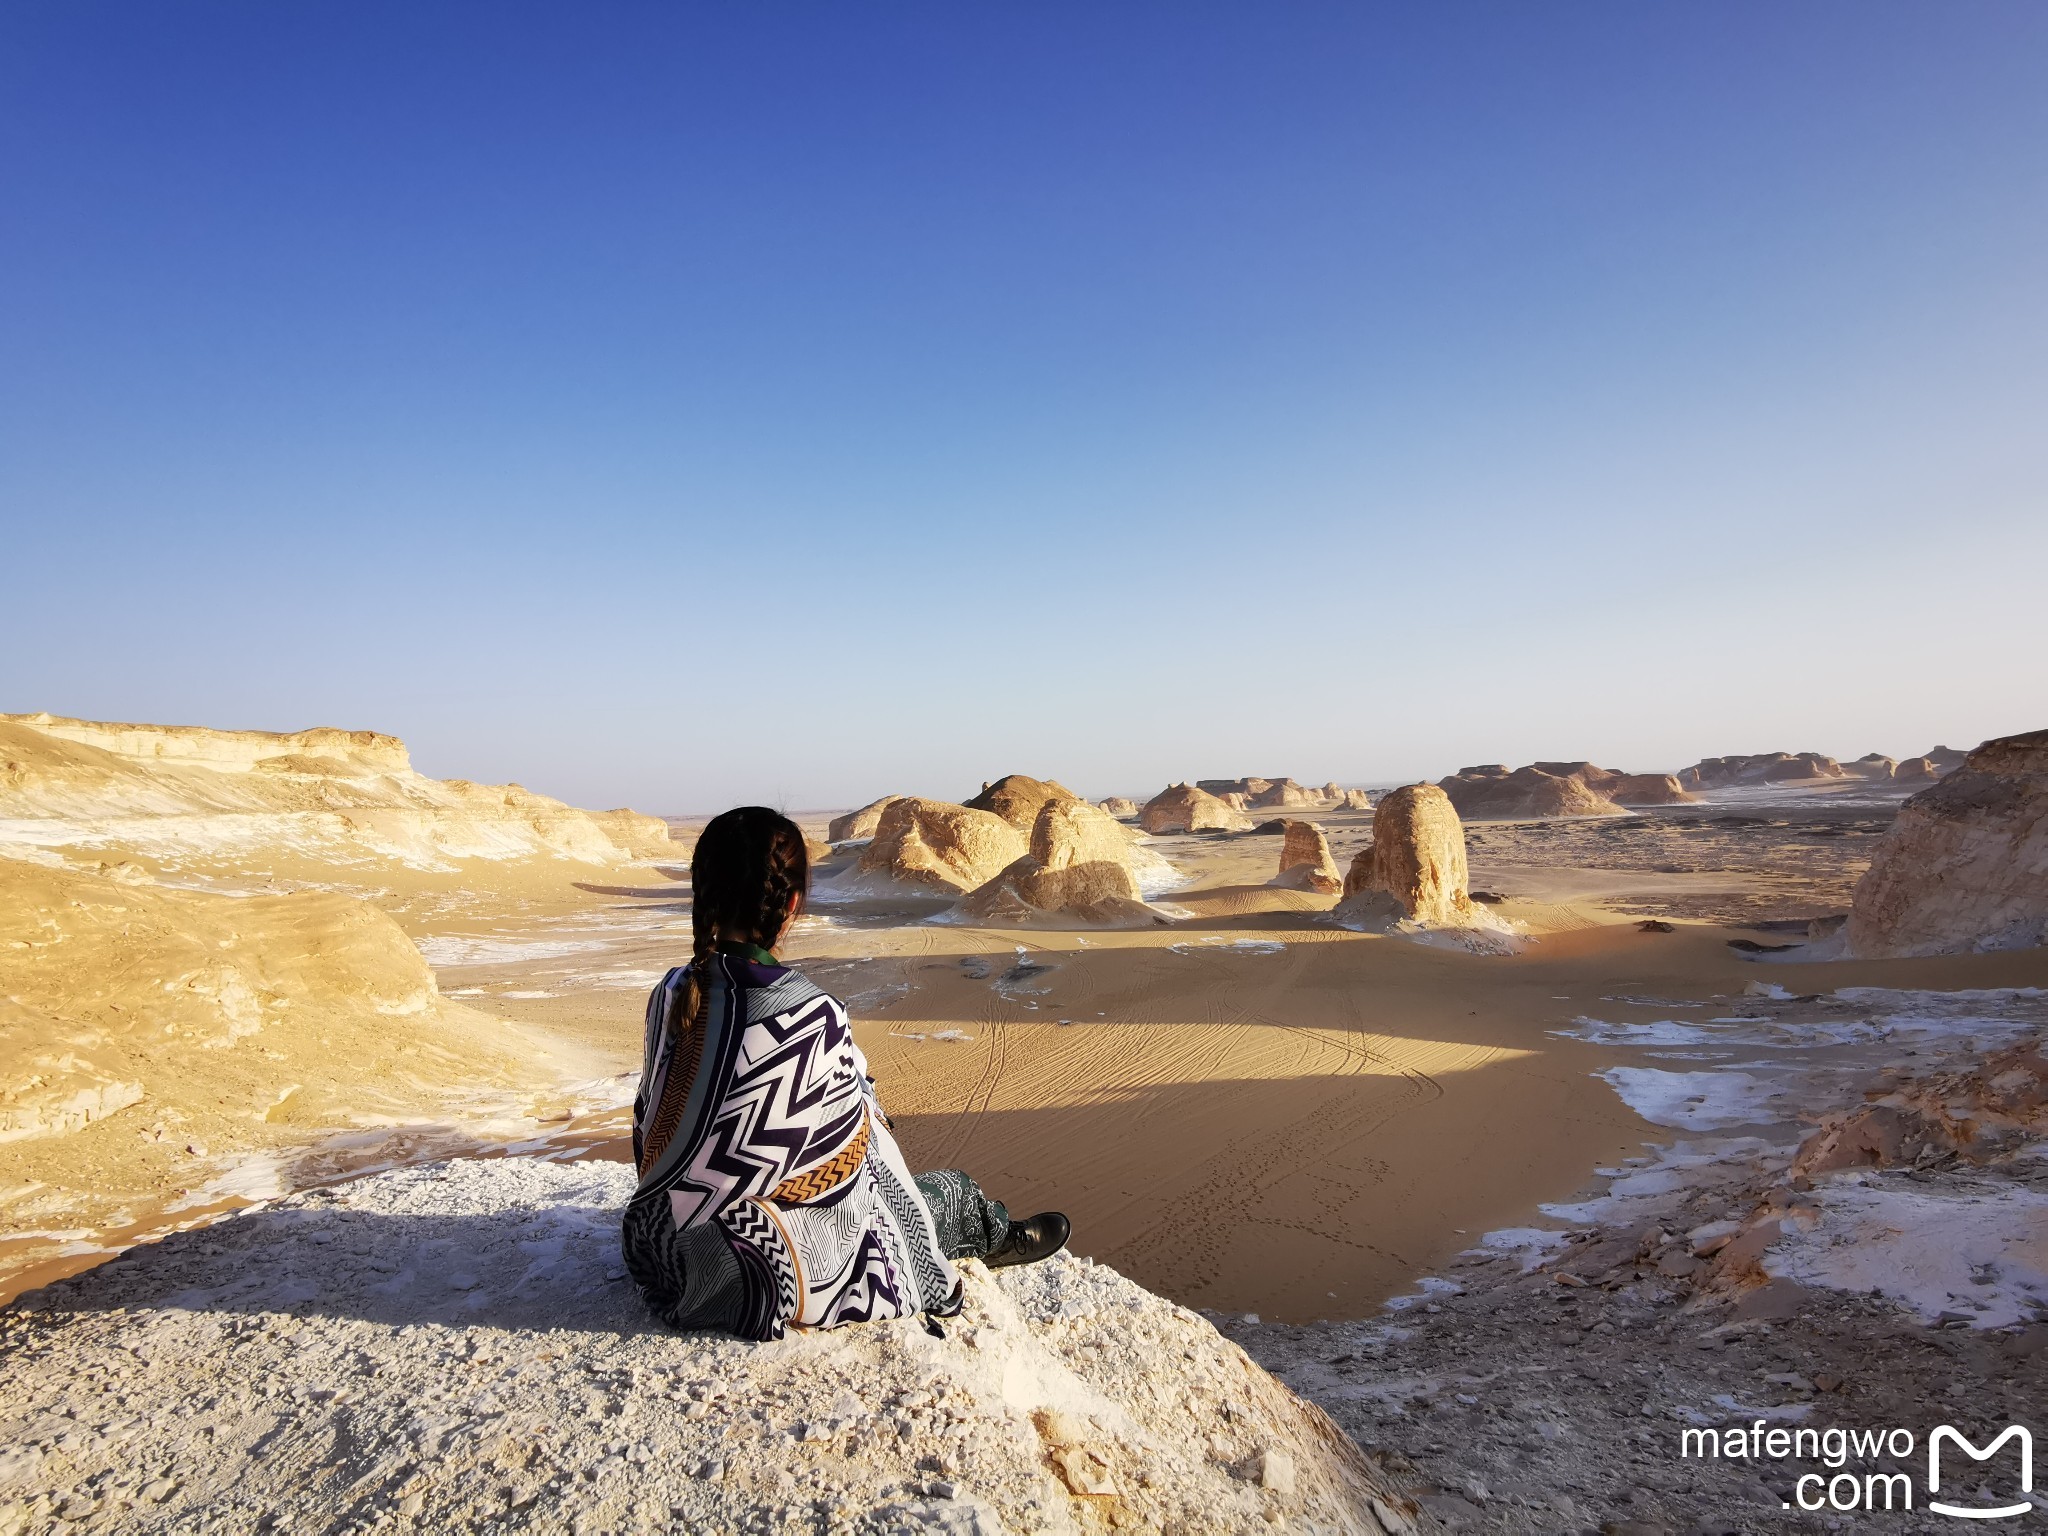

{"left": 855, "top": 798, "right": 1030, "bottom": 895}
{"left": 1272, "top": 820, "right": 1342, "bottom": 895}
{"left": 1097, "top": 797, "right": 1140, "bottom": 818}
{"left": 0, "top": 714, "right": 668, "bottom": 868}
{"left": 959, "top": 801, "right": 1158, "bottom": 925}
{"left": 827, "top": 795, "right": 904, "bottom": 843}
{"left": 1846, "top": 754, "right": 1898, "bottom": 781}
{"left": 1334, "top": 784, "right": 1473, "bottom": 928}
{"left": 0, "top": 1158, "right": 1424, "bottom": 1535}
{"left": 1793, "top": 1034, "right": 2048, "bottom": 1176}
{"left": 1436, "top": 764, "right": 1627, "bottom": 820}
{"left": 1839, "top": 729, "right": 2048, "bottom": 957}
{"left": 1336, "top": 788, "right": 1374, "bottom": 811}
{"left": 1139, "top": 784, "right": 1255, "bottom": 835}
{"left": 965, "top": 774, "right": 1082, "bottom": 832}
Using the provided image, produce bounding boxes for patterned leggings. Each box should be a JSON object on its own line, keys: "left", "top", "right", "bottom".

{"left": 912, "top": 1169, "right": 1010, "bottom": 1259}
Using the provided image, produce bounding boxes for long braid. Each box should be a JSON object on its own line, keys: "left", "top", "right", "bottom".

{"left": 637, "top": 807, "right": 813, "bottom": 1180}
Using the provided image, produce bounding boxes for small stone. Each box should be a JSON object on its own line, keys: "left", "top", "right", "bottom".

{"left": 694, "top": 1461, "right": 724, "bottom": 1482}
{"left": 1052, "top": 1445, "right": 1117, "bottom": 1496}
{"left": 1255, "top": 1448, "right": 1295, "bottom": 1495}
{"left": 396, "top": 1491, "right": 425, "bottom": 1517}
{"left": 447, "top": 1273, "right": 478, "bottom": 1291}
{"left": 142, "top": 1479, "right": 178, "bottom": 1503}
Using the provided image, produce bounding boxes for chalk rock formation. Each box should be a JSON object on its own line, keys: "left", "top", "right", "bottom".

{"left": 1336, "top": 788, "right": 1373, "bottom": 811}
{"left": 855, "top": 797, "right": 1030, "bottom": 895}
{"left": 1272, "top": 820, "right": 1343, "bottom": 895}
{"left": 1334, "top": 784, "right": 1473, "bottom": 928}
{"left": 1893, "top": 756, "right": 1940, "bottom": 784}
{"left": 1840, "top": 729, "right": 2048, "bottom": 957}
{"left": 0, "top": 857, "right": 595, "bottom": 1288}
{"left": 960, "top": 801, "right": 1157, "bottom": 925}
{"left": 0, "top": 1158, "right": 1424, "bottom": 1535}
{"left": 1097, "top": 796, "right": 1140, "bottom": 818}
{"left": 1847, "top": 754, "right": 1898, "bottom": 782}
{"left": 1436, "top": 764, "right": 1626, "bottom": 820}
{"left": 965, "top": 774, "right": 1083, "bottom": 832}
{"left": 1139, "top": 784, "right": 1255, "bottom": 835}
{"left": 827, "top": 795, "right": 904, "bottom": 842}
{"left": 0, "top": 713, "right": 668, "bottom": 869}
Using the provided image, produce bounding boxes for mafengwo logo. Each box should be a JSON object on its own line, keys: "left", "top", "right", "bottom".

{"left": 1680, "top": 1420, "right": 2036, "bottom": 1516}
{"left": 1928, "top": 1425, "right": 2032, "bottom": 1521}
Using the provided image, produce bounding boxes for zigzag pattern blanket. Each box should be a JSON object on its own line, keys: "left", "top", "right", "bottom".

{"left": 629, "top": 953, "right": 960, "bottom": 1340}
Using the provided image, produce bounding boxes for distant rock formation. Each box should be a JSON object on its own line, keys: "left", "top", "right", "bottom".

{"left": 827, "top": 795, "right": 903, "bottom": 842}
{"left": 1336, "top": 788, "right": 1374, "bottom": 811}
{"left": 1335, "top": 783, "right": 1474, "bottom": 928}
{"left": 1840, "top": 729, "right": 2048, "bottom": 957}
{"left": 1271, "top": 820, "right": 1342, "bottom": 895}
{"left": 1437, "top": 764, "right": 1629, "bottom": 820}
{"left": 855, "top": 798, "right": 1029, "bottom": 895}
{"left": 964, "top": 774, "right": 1082, "bottom": 832}
{"left": 1197, "top": 777, "right": 1272, "bottom": 800}
{"left": 1139, "top": 784, "right": 1255, "bottom": 835}
{"left": 1249, "top": 778, "right": 1327, "bottom": 810}
{"left": 1097, "top": 796, "right": 1139, "bottom": 818}
{"left": 959, "top": 800, "right": 1158, "bottom": 925}
{"left": 0, "top": 713, "right": 668, "bottom": 868}
{"left": 1677, "top": 752, "right": 1848, "bottom": 789}
{"left": 1679, "top": 746, "right": 1967, "bottom": 790}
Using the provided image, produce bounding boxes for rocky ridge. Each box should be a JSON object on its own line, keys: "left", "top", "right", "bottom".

{"left": 0, "top": 714, "right": 669, "bottom": 869}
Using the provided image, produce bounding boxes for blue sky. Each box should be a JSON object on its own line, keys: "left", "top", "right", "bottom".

{"left": 4, "top": 3, "right": 2044, "bottom": 812}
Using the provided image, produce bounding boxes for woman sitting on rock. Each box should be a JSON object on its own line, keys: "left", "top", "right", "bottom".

{"left": 623, "top": 806, "right": 1069, "bottom": 1339}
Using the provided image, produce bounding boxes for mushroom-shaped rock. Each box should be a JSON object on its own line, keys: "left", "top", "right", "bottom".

{"left": 855, "top": 798, "right": 1029, "bottom": 894}
{"left": 1335, "top": 783, "right": 1473, "bottom": 927}
{"left": 1097, "top": 797, "right": 1139, "bottom": 818}
{"left": 959, "top": 800, "right": 1157, "bottom": 925}
{"left": 964, "top": 774, "right": 1082, "bottom": 832}
{"left": 827, "top": 795, "right": 903, "bottom": 843}
{"left": 1840, "top": 729, "right": 2048, "bottom": 958}
{"left": 1139, "top": 784, "right": 1255, "bottom": 835}
{"left": 1272, "top": 820, "right": 1342, "bottom": 895}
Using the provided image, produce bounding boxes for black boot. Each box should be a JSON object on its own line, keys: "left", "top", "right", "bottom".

{"left": 984, "top": 1212, "right": 1070, "bottom": 1270}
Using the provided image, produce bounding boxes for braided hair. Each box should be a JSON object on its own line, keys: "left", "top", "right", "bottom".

{"left": 680, "top": 806, "right": 810, "bottom": 1031}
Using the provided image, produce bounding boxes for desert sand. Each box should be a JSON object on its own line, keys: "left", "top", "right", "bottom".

{"left": 7, "top": 718, "right": 2048, "bottom": 1532}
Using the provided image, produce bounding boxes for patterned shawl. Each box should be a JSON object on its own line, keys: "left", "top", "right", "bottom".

{"left": 631, "top": 952, "right": 960, "bottom": 1340}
